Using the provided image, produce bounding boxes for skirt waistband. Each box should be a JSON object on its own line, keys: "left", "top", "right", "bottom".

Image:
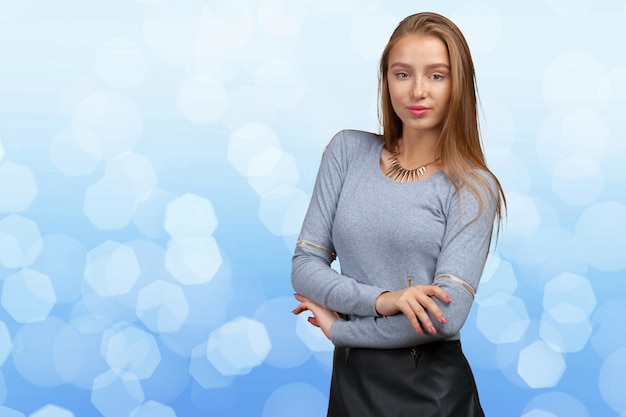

{"left": 343, "top": 339, "right": 461, "bottom": 365}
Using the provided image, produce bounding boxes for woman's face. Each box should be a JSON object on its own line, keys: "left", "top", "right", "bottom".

{"left": 387, "top": 34, "right": 452, "bottom": 138}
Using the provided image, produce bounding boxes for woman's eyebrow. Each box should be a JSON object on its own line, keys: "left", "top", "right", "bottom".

{"left": 389, "top": 62, "right": 412, "bottom": 70}
{"left": 389, "top": 62, "right": 450, "bottom": 70}
{"left": 424, "top": 63, "right": 450, "bottom": 70}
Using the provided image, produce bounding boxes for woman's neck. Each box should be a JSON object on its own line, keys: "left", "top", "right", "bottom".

{"left": 396, "top": 130, "right": 440, "bottom": 169}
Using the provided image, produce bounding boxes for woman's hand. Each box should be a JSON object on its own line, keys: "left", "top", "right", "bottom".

{"left": 375, "top": 285, "right": 451, "bottom": 335}
{"left": 292, "top": 294, "right": 340, "bottom": 339}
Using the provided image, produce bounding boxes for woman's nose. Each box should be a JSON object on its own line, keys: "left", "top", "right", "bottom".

{"left": 410, "top": 78, "right": 426, "bottom": 100}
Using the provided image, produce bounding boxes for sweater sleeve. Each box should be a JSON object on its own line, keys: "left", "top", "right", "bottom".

{"left": 291, "top": 131, "right": 387, "bottom": 317}
{"left": 329, "top": 172, "right": 498, "bottom": 348}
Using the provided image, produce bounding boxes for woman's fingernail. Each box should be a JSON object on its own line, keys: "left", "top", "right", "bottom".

{"left": 430, "top": 326, "right": 437, "bottom": 334}
{"left": 440, "top": 316, "right": 447, "bottom": 324}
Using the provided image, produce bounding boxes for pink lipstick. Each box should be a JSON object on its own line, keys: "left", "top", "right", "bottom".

{"left": 407, "top": 105, "right": 429, "bottom": 117}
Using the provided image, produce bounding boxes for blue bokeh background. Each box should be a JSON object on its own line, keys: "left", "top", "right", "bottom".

{"left": 1, "top": 0, "right": 626, "bottom": 416}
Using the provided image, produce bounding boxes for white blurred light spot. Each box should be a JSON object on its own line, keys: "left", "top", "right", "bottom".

{"left": 499, "top": 192, "right": 541, "bottom": 244}
{"left": 0, "top": 214, "right": 43, "bottom": 268}
{"left": 546, "top": 0, "right": 594, "bottom": 16}
{"left": 2, "top": 269, "right": 56, "bottom": 323}
{"left": 189, "top": 342, "right": 235, "bottom": 389}
{"left": 49, "top": 126, "right": 102, "bottom": 177}
{"left": 129, "top": 401, "right": 177, "bottom": 417}
{"left": 30, "top": 404, "right": 74, "bottom": 417}
{"left": 73, "top": 92, "right": 143, "bottom": 160}
{"left": 249, "top": 148, "right": 284, "bottom": 178}
{"left": 66, "top": 316, "right": 111, "bottom": 390}
{"left": 255, "top": 59, "right": 306, "bottom": 108}
{"left": 94, "top": 38, "right": 147, "bottom": 89}
{"left": 12, "top": 317, "right": 71, "bottom": 387}
{"left": 177, "top": 77, "right": 227, "bottom": 125}
{"left": 91, "top": 370, "right": 145, "bottom": 417}
{"left": 85, "top": 241, "right": 140, "bottom": 296}
{"left": 540, "top": 310, "right": 592, "bottom": 353}
{"left": 228, "top": 123, "right": 282, "bottom": 177}
{"left": 544, "top": 272, "right": 596, "bottom": 318}
{"left": 591, "top": 298, "right": 626, "bottom": 359}
{"left": 258, "top": 186, "right": 310, "bottom": 236}
{"left": 0, "top": 322, "right": 12, "bottom": 366}
{"left": 58, "top": 79, "right": 101, "bottom": 120}
{"left": 164, "top": 193, "right": 218, "bottom": 240}
{"left": 350, "top": 7, "right": 398, "bottom": 60}
{"left": 83, "top": 179, "right": 137, "bottom": 229}
{"left": 296, "top": 313, "right": 334, "bottom": 353}
{"left": 476, "top": 257, "right": 518, "bottom": 302}
{"left": 101, "top": 324, "right": 161, "bottom": 380}
{"left": 104, "top": 152, "right": 157, "bottom": 203}
{"left": 476, "top": 292, "right": 530, "bottom": 343}
{"left": 541, "top": 54, "right": 609, "bottom": 111}
{"left": 248, "top": 152, "right": 300, "bottom": 197}
{"left": 0, "top": 407, "right": 23, "bottom": 417}
{"left": 254, "top": 297, "right": 311, "bottom": 368}
{"left": 552, "top": 156, "right": 604, "bottom": 206}
{"left": 516, "top": 225, "right": 588, "bottom": 291}
{"left": 73, "top": 91, "right": 142, "bottom": 160}
{"left": 136, "top": 280, "right": 189, "bottom": 333}
{"left": 132, "top": 188, "right": 177, "bottom": 239}
{"left": 575, "top": 201, "right": 626, "bottom": 271}
{"left": 82, "top": 152, "right": 156, "bottom": 230}
{"left": 199, "top": 0, "right": 255, "bottom": 49}
{"left": 141, "top": 2, "right": 200, "bottom": 71}
{"left": 221, "top": 85, "right": 275, "bottom": 129}
{"left": 263, "top": 383, "right": 328, "bottom": 417}
{"left": 206, "top": 317, "right": 271, "bottom": 376}
{"left": 35, "top": 234, "right": 86, "bottom": 304}
{"left": 481, "top": 97, "right": 516, "bottom": 147}
{"left": 304, "top": 0, "right": 356, "bottom": 16}
{"left": 537, "top": 108, "right": 609, "bottom": 172}
{"left": 451, "top": 2, "right": 503, "bottom": 55}
{"left": 607, "top": 67, "right": 626, "bottom": 120}
{"left": 165, "top": 237, "right": 222, "bottom": 285}
{"left": 486, "top": 146, "right": 531, "bottom": 194}
{"left": 522, "top": 392, "right": 590, "bottom": 417}
{"left": 517, "top": 341, "right": 565, "bottom": 388}
{"left": 522, "top": 410, "right": 556, "bottom": 417}
{"left": 0, "top": 161, "right": 38, "bottom": 213}
{"left": 599, "top": 348, "right": 626, "bottom": 414}
{"left": 259, "top": 0, "right": 306, "bottom": 37}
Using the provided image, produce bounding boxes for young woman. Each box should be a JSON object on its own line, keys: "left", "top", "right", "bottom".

{"left": 292, "top": 12, "right": 505, "bottom": 416}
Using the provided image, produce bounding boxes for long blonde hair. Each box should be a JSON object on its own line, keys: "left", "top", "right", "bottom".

{"left": 378, "top": 12, "right": 505, "bottom": 227}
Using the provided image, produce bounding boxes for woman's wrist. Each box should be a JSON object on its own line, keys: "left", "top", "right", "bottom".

{"left": 374, "top": 291, "right": 391, "bottom": 316}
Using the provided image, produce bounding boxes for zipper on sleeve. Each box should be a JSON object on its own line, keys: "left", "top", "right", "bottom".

{"left": 296, "top": 239, "right": 337, "bottom": 261}
{"left": 433, "top": 274, "right": 476, "bottom": 299}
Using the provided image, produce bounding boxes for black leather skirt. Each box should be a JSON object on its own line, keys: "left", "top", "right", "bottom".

{"left": 327, "top": 340, "right": 485, "bottom": 417}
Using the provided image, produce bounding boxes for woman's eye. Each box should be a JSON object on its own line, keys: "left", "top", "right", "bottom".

{"left": 430, "top": 74, "right": 445, "bottom": 81}
{"left": 395, "top": 72, "right": 409, "bottom": 79}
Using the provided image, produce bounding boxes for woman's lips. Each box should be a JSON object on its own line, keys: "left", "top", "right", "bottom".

{"left": 407, "top": 106, "right": 430, "bottom": 117}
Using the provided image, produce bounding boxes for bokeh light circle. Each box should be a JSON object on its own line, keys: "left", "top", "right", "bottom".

{"left": 263, "top": 383, "right": 327, "bottom": 417}
{"left": 575, "top": 201, "right": 626, "bottom": 271}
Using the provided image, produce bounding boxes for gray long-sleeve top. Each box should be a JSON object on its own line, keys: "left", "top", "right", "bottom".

{"left": 291, "top": 130, "right": 497, "bottom": 348}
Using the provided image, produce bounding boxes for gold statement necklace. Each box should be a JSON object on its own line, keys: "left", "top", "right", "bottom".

{"left": 385, "top": 153, "right": 440, "bottom": 182}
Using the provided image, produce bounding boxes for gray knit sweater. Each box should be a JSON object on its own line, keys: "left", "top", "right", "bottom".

{"left": 292, "top": 130, "right": 497, "bottom": 348}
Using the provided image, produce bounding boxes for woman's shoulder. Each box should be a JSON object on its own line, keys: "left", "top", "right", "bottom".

{"left": 323, "top": 129, "right": 382, "bottom": 157}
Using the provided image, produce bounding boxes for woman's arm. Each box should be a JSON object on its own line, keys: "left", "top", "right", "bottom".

{"left": 325, "top": 173, "right": 498, "bottom": 348}
{"left": 291, "top": 131, "right": 390, "bottom": 317}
